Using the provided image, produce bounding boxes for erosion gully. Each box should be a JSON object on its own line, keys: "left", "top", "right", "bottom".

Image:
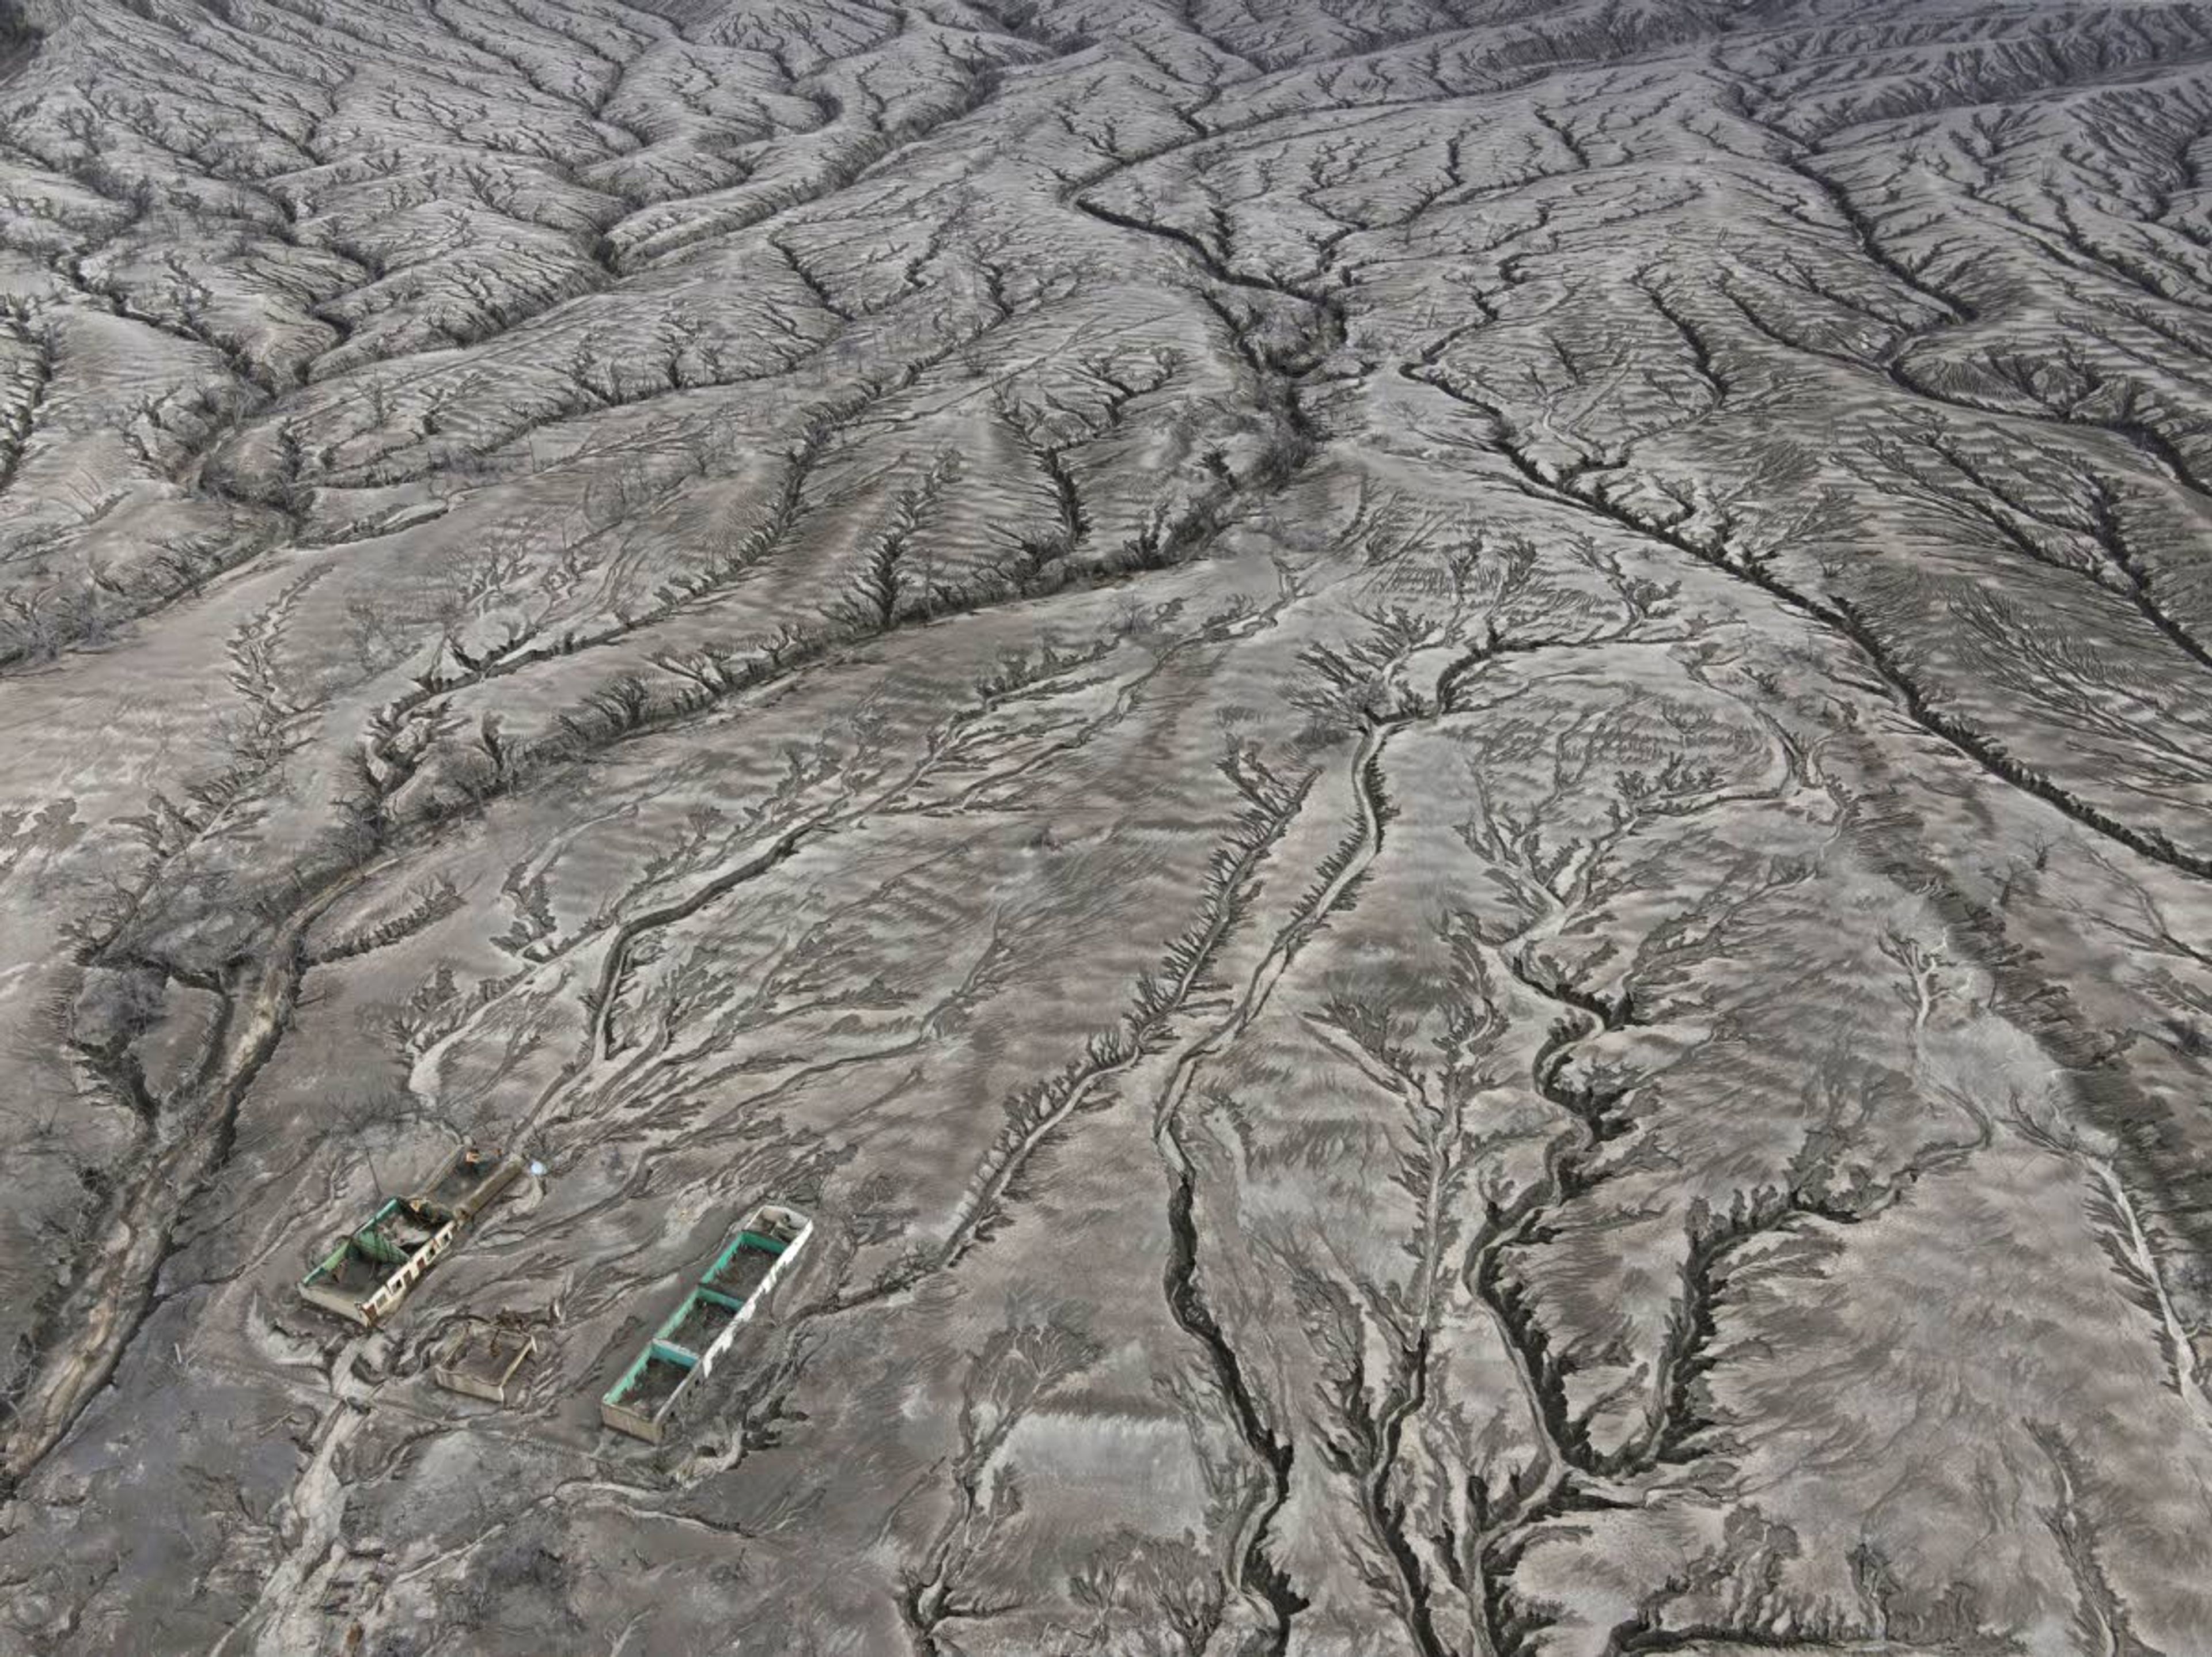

{"left": 2, "top": 859, "right": 380, "bottom": 1488}
{"left": 1149, "top": 709, "right": 1400, "bottom": 1652}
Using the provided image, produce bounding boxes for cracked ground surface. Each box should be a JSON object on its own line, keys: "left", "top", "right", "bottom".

{"left": 2, "top": 0, "right": 2212, "bottom": 1651}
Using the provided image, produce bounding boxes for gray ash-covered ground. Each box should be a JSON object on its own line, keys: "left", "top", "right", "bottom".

{"left": 2, "top": 0, "right": 2212, "bottom": 1652}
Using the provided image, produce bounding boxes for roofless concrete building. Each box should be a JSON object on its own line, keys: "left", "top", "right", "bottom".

{"left": 433, "top": 1317, "right": 540, "bottom": 1406}
{"left": 298, "top": 1143, "right": 521, "bottom": 1328}
{"left": 600, "top": 1204, "right": 813, "bottom": 1444}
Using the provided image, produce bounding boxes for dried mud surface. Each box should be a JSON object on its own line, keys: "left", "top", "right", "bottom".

{"left": 2, "top": 1, "right": 2211, "bottom": 1652}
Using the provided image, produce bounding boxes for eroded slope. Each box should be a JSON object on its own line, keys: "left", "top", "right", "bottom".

{"left": 1, "top": 2, "right": 2210, "bottom": 1654}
